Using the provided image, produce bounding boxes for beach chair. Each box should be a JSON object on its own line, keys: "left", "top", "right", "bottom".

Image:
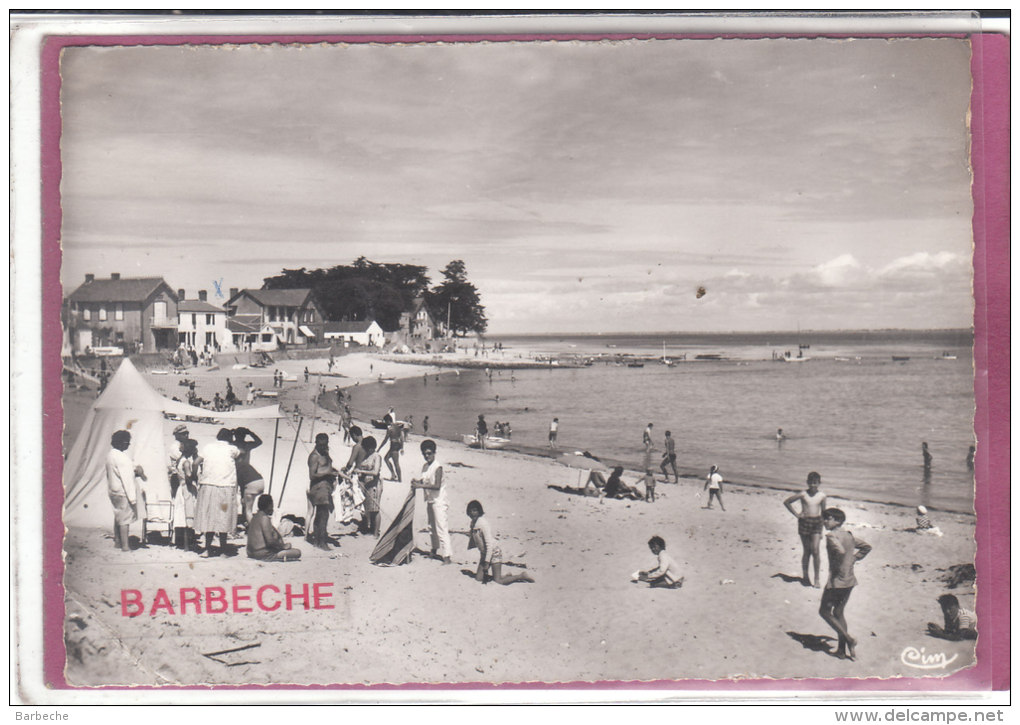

{"left": 143, "top": 498, "right": 174, "bottom": 546}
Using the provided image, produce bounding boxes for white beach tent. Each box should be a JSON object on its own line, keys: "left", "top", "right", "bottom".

{"left": 63, "top": 358, "right": 284, "bottom": 529}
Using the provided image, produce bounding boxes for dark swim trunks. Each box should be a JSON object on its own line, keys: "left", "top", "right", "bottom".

{"left": 799, "top": 515, "right": 824, "bottom": 537}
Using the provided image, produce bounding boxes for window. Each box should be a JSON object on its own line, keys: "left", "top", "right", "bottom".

{"left": 154, "top": 301, "right": 167, "bottom": 319}
{"left": 206, "top": 331, "right": 215, "bottom": 346}
{"left": 114, "top": 303, "right": 124, "bottom": 321}
{"left": 191, "top": 314, "right": 197, "bottom": 327}
{"left": 206, "top": 313, "right": 215, "bottom": 325}
{"left": 115, "top": 331, "right": 125, "bottom": 342}
{"left": 83, "top": 308, "right": 91, "bottom": 321}
{"left": 98, "top": 307, "right": 107, "bottom": 321}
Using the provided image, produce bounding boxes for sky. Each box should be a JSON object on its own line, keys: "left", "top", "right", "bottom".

{"left": 58, "top": 36, "right": 975, "bottom": 334}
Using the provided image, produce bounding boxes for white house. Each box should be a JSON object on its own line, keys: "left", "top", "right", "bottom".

{"left": 177, "top": 289, "right": 234, "bottom": 352}
{"left": 323, "top": 320, "right": 385, "bottom": 347}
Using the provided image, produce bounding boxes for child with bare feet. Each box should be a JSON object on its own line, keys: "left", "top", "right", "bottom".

{"left": 643, "top": 469, "right": 656, "bottom": 503}
{"left": 637, "top": 536, "right": 684, "bottom": 588}
{"left": 464, "top": 500, "right": 534, "bottom": 585}
{"left": 819, "top": 508, "right": 872, "bottom": 660}
{"left": 703, "top": 465, "right": 725, "bottom": 510}
{"left": 784, "top": 471, "right": 828, "bottom": 587}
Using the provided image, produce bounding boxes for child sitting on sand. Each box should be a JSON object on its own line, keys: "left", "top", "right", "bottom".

{"left": 636, "top": 536, "right": 684, "bottom": 589}
{"left": 462, "top": 500, "right": 534, "bottom": 586}
{"left": 912, "top": 505, "right": 943, "bottom": 536}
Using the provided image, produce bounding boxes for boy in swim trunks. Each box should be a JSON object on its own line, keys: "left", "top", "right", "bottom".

{"left": 819, "top": 508, "right": 872, "bottom": 660}
{"left": 784, "top": 471, "right": 828, "bottom": 588}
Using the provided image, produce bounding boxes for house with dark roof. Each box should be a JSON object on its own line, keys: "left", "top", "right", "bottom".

{"left": 398, "top": 297, "right": 443, "bottom": 344}
{"left": 176, "top": 288, "right": 234, "bottom": 352}
{"left": 322, "top": 320, "right": 385, "bottom": 347}
{"left": 65, "top": 273, "right": 179, "bottom": 353}
{"left": 225, "top": 288, "right": 325, "bottom": 347}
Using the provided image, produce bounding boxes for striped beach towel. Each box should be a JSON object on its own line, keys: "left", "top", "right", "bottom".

{"left": 370, "top": 491, "right": 416, "bottom": 566}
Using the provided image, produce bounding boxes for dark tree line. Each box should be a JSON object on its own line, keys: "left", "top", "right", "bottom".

{"left": 262, "top": 257, "right": 486, "bottom": 335}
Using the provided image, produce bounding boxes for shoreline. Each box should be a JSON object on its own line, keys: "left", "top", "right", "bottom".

{"left": 60, "top": 349, "right": 978, "bottom": 686}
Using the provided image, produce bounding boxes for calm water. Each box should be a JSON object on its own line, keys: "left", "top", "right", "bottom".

{"left": 349, "top": 331, "right": 976, "bottom": 513}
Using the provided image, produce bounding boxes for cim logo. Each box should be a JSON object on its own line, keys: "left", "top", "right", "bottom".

{"left": 900, "top": 646, "right": 959, "bottom": 670}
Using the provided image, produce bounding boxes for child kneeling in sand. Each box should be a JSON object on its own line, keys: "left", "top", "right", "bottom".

{"left": 463, "top": 500, "right": 534, "bottom": 585}
{"left": 636, "top": 536, "right": 684, "bottom": 588}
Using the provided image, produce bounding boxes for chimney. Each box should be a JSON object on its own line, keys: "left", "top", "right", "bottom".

{"left": 230, "top": 288, "right": 238, "bottom": 300}
{"left": 198, "top": 290, "right": 207, "bottom": 302}
{"left": 177, "top": 289, "right": 186, "bottom": 301}
{"left": 110, "top": 273, "right": 120, "bottom": 280}
{"left": 85, "top": 273, "right": 95, "bottom": 284}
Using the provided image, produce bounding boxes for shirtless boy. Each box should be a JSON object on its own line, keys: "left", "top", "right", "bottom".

{"left": 819, "top": 508, "right": 872, "bottom": 660}
{"left": 784, "top": 471, "right": 828, "bottom": 587}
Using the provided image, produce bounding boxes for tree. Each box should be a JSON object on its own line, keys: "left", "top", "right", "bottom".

{"left": 429, "top": 260, "right": 487, "bottom": 337}
{"left": 262, "top": 260, "right": 430, "bottom": 331}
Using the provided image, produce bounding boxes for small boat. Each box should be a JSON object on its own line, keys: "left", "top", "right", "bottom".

{"left": 834, "top": 356, "right": 851, "bottom": 362}
{"left": 938, "top": 353, "right": 958, "bottom": 360}
{"left": 695, "top": 354, "right": 723, "bottom": 361}
{"left": 627, "top": 362, "right": 644, "bottom": 368}
{"left": 150, "top": 369, "right": 169, "bottom": 375}
{"left": 783, "top": 356, "right": 810, "bottom": 363}
{"left": 462, "top": 434, "right": 511, "bottom": 450}
{"left": 379, "top": 377, "right": 397, "bottom": 384}
{"left": 892, "top": 356, "right": 911, "bottom": 362}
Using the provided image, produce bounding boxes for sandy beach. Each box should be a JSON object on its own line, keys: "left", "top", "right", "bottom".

{"left": 61, "top": 350, "right": 979, "bottom": 687}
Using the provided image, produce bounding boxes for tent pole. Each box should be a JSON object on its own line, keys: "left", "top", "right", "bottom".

{"left": 267, "top": 417, "right": 280, "bottom": 496}
{"left": 277, "top": 416, "right": 303, "bottom": 510}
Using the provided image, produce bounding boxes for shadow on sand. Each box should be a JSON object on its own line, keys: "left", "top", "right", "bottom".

{"left": 787, "top": 631, "right": 840, "bottom": 657}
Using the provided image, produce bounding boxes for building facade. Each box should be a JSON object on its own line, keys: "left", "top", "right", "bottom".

{"left": 323, "top": 320, "right": 385, "bottom": 347}
{"left": 176, "top": 289, "right": 234, "bottom": 353}
{"left": 65, "top": 274, "right": 179, "bottom": 354}
{"left": 225, "top": 288, "right": 325, "bottom": 347}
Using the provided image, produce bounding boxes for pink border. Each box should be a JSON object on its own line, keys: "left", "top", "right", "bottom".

{"left": 40, "top": 31, "right": 1010, "bottom": 694}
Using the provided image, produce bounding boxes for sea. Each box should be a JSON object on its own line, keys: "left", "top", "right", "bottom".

{"left": 347, "top": 330, "right": 977, "bottom": 514}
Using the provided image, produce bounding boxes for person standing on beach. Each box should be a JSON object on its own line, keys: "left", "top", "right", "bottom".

{"left": 383, "top": 420, "right": 404, "bottom": 482}
{"left": 106, "top": 430, "right": 146, "bottom": 552}
{"left": 307, "top": 433, "right": 340, "bottom": 551}
{"left": 783, "top": 472, "right": 828, "bottom": 587}
{"left": 195, "top": 428, "right": 241, "bottom": 557}
{"left": 819, "top": 508, "right": 872, "bottom": 660}
{"left": 476, "top": 415, "right": 488, "bottom": 450}
{"left": 922, "top": 442, "right": 933, "bottom": 470}
{"left": 966, "top": 445, "right": 975, "bottom": 472}
{"left": 423, "top": 416, "right": 430, "bottom": 436}
{"left": 233, "top": 427, "right": 265, "bottom": 526}
{"left": 548, "top": 417, "right": 559, "bottom": 448}
{"left": 355, "top": 436, "right": 383, "bottom": 537}
{"left": 411, "top": 439, "right": 451, "bottom": 563}
{"left": 643, "top": 422, "right": 654, "bottom": 448}
{"left": 703, "top": 465, "right": 725, "bottom": 510}
{"left": 660, "top": 430, "right": 678, "bottom": 483}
